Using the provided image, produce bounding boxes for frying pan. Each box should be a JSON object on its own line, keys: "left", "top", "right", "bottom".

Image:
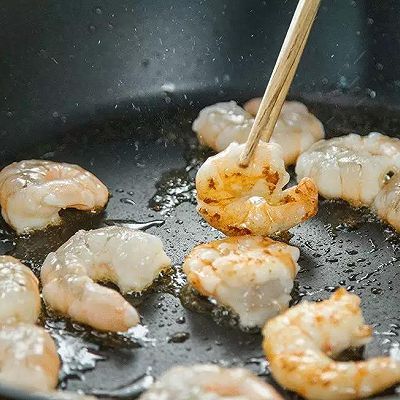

{"left": 1, "top": 1, "right": 400, "bottom": 399}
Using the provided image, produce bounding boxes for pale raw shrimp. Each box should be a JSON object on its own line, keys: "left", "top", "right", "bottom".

{"left": 196, "top": 141, "right": 318, "bottom": 236}
{"left": 138, "top": 364, "right": 283, "bottom": 400}
{"left": 193, "top": 101, "right": 254, "bottom": 152}
{"left": 373, "top": 172, "right": 400, "bottom": 231}
{"left": 183, "top": 236, "right": 299, "bottom": 327}
{"left": 192, "top": 100, "right": 324, "bottom": 165}
{"left": 0, "top": 160, "right": 109, "bottom": 233}
{"left": 296, "top": 132, "right": 400, "bottom": 206}
{"left": 0, "top": 255, "right": 40, "bottom": 324}
{"left": 243, "top": 97, "right": 263, "bottom": 116}
{"left": 41, "top": 226, "right": 171, "bottom": 332}
{"left": 0, "top": 324, "right": 60, "bottom": 391}
{"left": 262, "top": 288, "right": 400, "bottom": 400}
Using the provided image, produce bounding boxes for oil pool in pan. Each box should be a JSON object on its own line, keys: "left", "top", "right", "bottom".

{"left": 0, "top": 101, "right": 400, "bottom": 399}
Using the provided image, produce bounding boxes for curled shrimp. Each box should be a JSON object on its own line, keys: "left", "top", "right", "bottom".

{"left": 263, "top": 288, "right": 400, "bottom": 400}
{"left": 192, "top": 100, "right": 324, "bottom": 165}
{"left": 196, "top": 141, "right": 318, "bottom": 236}
{"left": 41, "top": 226, "right": 171, "bottom": 332}
{"left": 0, "top": 256, "right": 60, "bottom": 391}
{"left": 0, "top": 255, "right": 40, "bottom": 324}
{"left": 0, "top": 324, "right": 60, "bottom": 391}
{"left": 0, "top": 160, "right": 109, "bottom": 233}
{"left": 139, "top": 364, "right": 283, "bottom": 400}
{"left": 183, "top": 235, "right": 299, "bottom": 327}
{"left": 296, "top": 132, "right": 400, "bottom": 206}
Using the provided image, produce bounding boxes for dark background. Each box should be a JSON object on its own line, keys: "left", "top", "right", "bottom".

{"left": 1, "top": 0, "right": 400, "bottom": 162}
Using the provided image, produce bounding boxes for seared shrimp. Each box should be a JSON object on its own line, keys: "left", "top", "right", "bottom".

{"left": 139, "top": 364, "right": 283, "bottom": 400}
{"left": 263, "top": 288, "right": 400, "bottom": 400}
{"left": 374, "top": 172, "right": 400, "bottom": 231}
{"left": 296, "top": 132, "right": 400, "bottom": 206}
{"left": 183, "top": 236, "right": 299, "bottom": 327}
{"left": 0, "top": 324, "right": 60, "bottom": 391}
{"left": 192, "top": 100, "right": 324, "bottom": 165}
{"left": 196, "top": 141, "right": 318, "bottom": 236}
{"left": 0, "top": 256, "right": 40, "bottom": 324}
{"left": 41, "top": 226, "right": 171, "bottom": 332}
{"left": 0, "top": 160, "right": 108, "bottom": 233}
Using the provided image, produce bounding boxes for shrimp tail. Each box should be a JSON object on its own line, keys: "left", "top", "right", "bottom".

{"left": 294, "top": 177, "right": 319, "bottom": 220}
{"left": 258, "top": 177, "right": 318, "bottom": 234}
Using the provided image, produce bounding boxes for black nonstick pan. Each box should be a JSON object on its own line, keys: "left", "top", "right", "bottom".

{"left": 1, "top": 1, "right": 400, "bottom": 399}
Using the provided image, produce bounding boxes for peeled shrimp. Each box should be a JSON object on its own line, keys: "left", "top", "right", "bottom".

{"left": 0, "top": 160, "right": 109, "bottom": 233}
{"left": 0, "top": 255, "right": 40, "bottom": 324}
{"left": 183, "top": 236, "right": 299, "bottom": 327}
{"left": 0, "top": 324, "right": 60, "bottom": 391}
{"left": 263, "top": 288, "right": 400, "bottom": 400}
{"left": 138, "top": 364, "right": 283, "bottom": 400}
{"left": 296, "top": 132, "right": 400, "bottom": 206}
{"left": 196, "top": 141, "right": 318, "bottom": 236}
{"left": 374, "top": 172, "right": 400, "bottom": 231}
{"left": 41, "top": 226, "right": 171, "bottom": 332}
{"left": 192, "top": 100, "right": 324, "bottom": 165}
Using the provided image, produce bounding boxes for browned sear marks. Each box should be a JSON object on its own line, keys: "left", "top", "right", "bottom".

{"left": 263, "top": 166, "right": 279, "bottom": 185}
{"left": 227, "top": 225, "right": 252, "bottom": 235}
{"left": 203, "top": 198, "right": 218, "bottom": 204}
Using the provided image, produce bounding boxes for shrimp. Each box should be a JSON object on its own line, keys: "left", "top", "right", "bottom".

{"left": 243, "top": 97, "right": 263, "bottom": 116}
{"left": 296, "top": 132, "right": 400, "bottom": 207}
{"left": 0, "top": 256, "right": 40, "bottom": 324}
{"left": 373, "top": 172, "right": 400, "bottom": 231}
{"left": 41, "top": 226, "right": 171, "bottom": 332}
{"left": 138, "top": 364, "right": 283, "bottom": 400}
{"left": 183, "top": 236, "right": 299, "bottom": 327}
{"left": 192, "top": 100, "right": 324, "bottom": 165}
{"left": 262, "top": 288, "right": 400, "bottom": 400}
{"left": 196, "top": 141, "right": 318, "bottom": 236}
{"left": 0, "top": 324, "right": 60, "bottom": 391}
{"left": 0, "top": 160, "right": 109, "bottom": 233}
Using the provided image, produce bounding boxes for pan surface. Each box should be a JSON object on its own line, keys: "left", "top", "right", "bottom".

{"left": 0, "top": 92, "right": 400, "bottom": 399}
{"left": 2, "top": 0, "right": 400, "bottom": 398}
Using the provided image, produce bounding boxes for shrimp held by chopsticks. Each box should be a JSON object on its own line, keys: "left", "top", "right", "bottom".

{"left": 196, "top": 141, "right": 318, "bottom": 236}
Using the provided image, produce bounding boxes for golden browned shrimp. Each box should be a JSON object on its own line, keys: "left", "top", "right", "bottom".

{"left": 263, "top": 289, "right": 400, "bottom": 400}
{"left": 183, "top": 236, "right": 300, "bottom": 327}
{"left": 0, "top": 160, "right": 108, "bottom": 233}
{"left": 196, "top": 141, "right": 318, "bottom": 236}
{"left": 0, "top": 255, "right": 40, "bottom": 324}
